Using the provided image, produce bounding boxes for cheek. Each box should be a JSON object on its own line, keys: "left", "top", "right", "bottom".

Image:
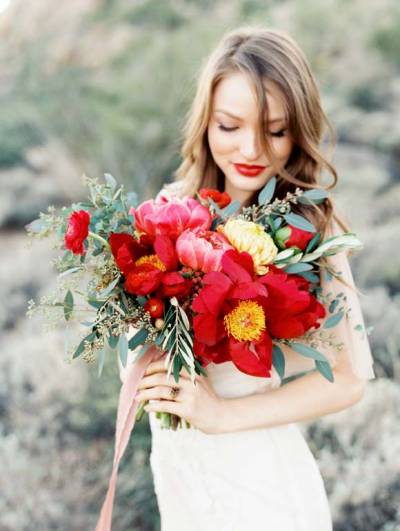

{"left": 272, "top": 137, "right": 294, "bottom": 161}
{"left": 208, "top": 126, "right": 235, "bottom": 155}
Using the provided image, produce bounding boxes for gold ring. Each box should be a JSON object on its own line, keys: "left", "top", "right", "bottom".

{"left": 169, "top": 386, "right": 180, "bottom": 399}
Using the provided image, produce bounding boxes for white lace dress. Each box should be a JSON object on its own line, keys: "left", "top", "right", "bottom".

{"left": 149, "top": 362, "right": 333, "bottom": 531}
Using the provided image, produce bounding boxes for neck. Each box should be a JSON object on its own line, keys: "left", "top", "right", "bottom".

{"left": 223, "top": 180, "right": 254, "bottom": 209}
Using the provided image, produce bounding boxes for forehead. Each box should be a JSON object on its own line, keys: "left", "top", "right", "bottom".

{"left": 212, "top": 72, "right": 286, "bottom": 122}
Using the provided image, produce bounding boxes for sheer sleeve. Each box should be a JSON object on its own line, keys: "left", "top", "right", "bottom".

{"left": 316, "top": 219, "right": 376, "bottom": 380}
{"left": 277, "top": 219, "right": 376, "bottom": 381}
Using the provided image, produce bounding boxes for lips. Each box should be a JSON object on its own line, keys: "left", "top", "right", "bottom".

{"left": 233, "top": 163, "right": 267, "bottom": 177}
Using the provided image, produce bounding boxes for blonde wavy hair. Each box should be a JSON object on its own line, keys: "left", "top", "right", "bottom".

{"left": 167, "top": 25, "right": 350, "bottom": 239}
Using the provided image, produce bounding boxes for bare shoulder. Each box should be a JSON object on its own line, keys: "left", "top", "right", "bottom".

{"left": 156, "top": 179, "right": 187, "bottom": 200}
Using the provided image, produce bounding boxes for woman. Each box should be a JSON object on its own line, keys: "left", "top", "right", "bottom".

{"left": 122, "top": 26, "right": 376, "bottom": 530}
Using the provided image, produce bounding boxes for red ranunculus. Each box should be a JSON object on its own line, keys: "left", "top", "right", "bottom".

{"left": 110, "top": 230, "right": 187, "bottom": 298}
{"left": 199, "top": 188, "right": 231, "bottom": 208}
{"left": 157, "top": 272, "right": 193, "bottom": 300}
{"left": 64, "top": 210, "right": 90, "bottom": 255}
{"left": 125, "top": 264, "right": 163, "bottom": 296}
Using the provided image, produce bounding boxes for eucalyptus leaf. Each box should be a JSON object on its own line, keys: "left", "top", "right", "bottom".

{"left": 64, "top": 290, "right": 74, "bottom": 321}
{"left": 315, "top": 360, "right": 334, "bottom": 382}
{"left": 97, "top": 348, "right": 106, "bottom": 378}
{"left": 221, "top": 199, "right": 241, "bottom": 217}
{"left": 272, "top": 344, "right": 285, "bottom": 379}
{"left": 302, "top": 233, "right": 363, "bottom": 261}
{"left": 207, "top": 198, "right": 223, "bottom": 216}
{"left": 173, "top": 354, "right": 183, "bottom": 383}
{"left": 119, "top": 333, "right": 128, "bottom": 368}
{"left": 72, "top": 332, "right": 96, "bottom": 359}
{"left": 88, "top": 299, "right": 104, "bottom": 309}
{"left": 297, "top": 271, "right": 320, "bottom": 283}
{"left": 283, "top": 263, "right": 314, "bottom": 274}
{"left": 323, "top": 311, "right": 345, "bottom": 328}
{"left": 274, "top": 248, "right": 296, "bottom": 262}
{"left": 329, "top": 299, "right": 339, "bottom": 313}
{"left": 128, "top": 328, "right": 149, "bottom": 350}
{"left": 297, "top": 189, "right": 328, "bottom": 205}
{"left": 283, "top": 213, "right": 316, "bottom": 233}
{"left": 126, "top": 192, "right": 138, "bottom": 210}
{"left": 80, "top": 320, "right": 95, "bottom": 327}
{"left": 108, "top": 333, "right": 120, "bottom": 349}
{"left": 132, "top": 343, "right": 150, "bottom": 363}
{"left": 97, "top": 276, "right": 120, "bottom": 298}
{"left": 194, "top": 358, "right": 208, "bottom": 377}
{"left": 290, "top": 342, "right": 329, "bottom": 362}
{"left": 104, "top": 173, "right": 117, "bottom": 192}
{"left": 136, "top": 296, "right": 147, "bottom": 307}
{"left": 25, "top": 218, "right": 48, "bottom": 234}
{"left": 58, "top": 266, "right": 81, "bottom": 278}
{"left": 258, "top": 176, "right": 276, "bottom": 205}
{"left": 304, "top": 233, "right": 321, "bottom": 254}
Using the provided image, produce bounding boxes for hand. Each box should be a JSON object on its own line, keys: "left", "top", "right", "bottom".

{"left": 135, "top": 359, "right": 226, "bottom": 434}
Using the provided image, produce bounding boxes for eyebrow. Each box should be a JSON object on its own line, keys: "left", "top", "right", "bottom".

{"left": 214, "top": 109, "right": 286, "bottom": 123}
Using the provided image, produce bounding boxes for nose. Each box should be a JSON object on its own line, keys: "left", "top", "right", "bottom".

{"left": 239, "top": 130, "right": 263, "bottom": 162}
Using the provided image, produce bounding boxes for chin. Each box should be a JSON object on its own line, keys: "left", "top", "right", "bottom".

{"left": 226, "top": 171, "right": 270, "bottom": 193}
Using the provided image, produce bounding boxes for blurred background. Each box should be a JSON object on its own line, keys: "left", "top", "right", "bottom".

{"left": 0, "top": 0, "right": 399, "bottom": 529}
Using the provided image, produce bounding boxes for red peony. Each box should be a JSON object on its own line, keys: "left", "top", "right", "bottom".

{"left": 192, "top": 249, "right": 273, "bottom": 377}
{"left": 192, "top": 250, "right": 326, "bottom": 377}
{"left": 199, "top": 188, "right": 231, "bottom": 208}
{"left": 124, "top": 263, "right": 163, "bottom": 296}
{"left": 257, "top": 264, "right": 326, "bottom": 338}
{"left": 64, "top": 210, "right": 90, "bottom": 255}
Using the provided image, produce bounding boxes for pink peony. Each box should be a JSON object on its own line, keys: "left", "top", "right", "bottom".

{"left": 176, "top": 228, "right": 233, "bottom": 273}
{"left": 130, "top": 197, "right": 212, "bottom": 241}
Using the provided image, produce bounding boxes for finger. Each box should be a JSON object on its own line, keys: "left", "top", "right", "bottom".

{"left": 144, "top": 360, "right": 196, "bottom": 381}
{"left": 138, "top": 372, "right": 188, "bottom": 391}
{"left": 143, "top": 360, "right": 168, "bottom": 376}
{"left": 144, "top": 400, "right": 183, "bottom": 416}
{"left": 136, "top": 385, "right": 184, "bottom": 403}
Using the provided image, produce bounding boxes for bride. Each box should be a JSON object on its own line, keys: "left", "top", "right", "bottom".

{"left": 120, "top": 26, "right": 376, "bottom": 531}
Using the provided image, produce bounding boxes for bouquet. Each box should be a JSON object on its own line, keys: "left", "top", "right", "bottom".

{"left": 26, "top": 173, "right": 365, "bottom": 530}
{"left": 27, "top": 173, "right": 364, "bottom": 428}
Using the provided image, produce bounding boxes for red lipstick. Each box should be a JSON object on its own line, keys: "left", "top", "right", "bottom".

{"left": 233, "top": 163, "right": 266, "bottom": 177}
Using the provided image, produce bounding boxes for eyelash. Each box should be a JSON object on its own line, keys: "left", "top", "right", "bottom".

{"left": 217, "top": 124, "right": 287, "bottom": 137}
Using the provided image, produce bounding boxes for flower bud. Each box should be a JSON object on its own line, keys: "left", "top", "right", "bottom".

{"left": 155, "top": 318, "right": 165, "bottom": 330}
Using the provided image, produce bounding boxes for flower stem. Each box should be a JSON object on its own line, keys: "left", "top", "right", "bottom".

{"left": 88, "top": 231, "right": 110, "bottom": 250}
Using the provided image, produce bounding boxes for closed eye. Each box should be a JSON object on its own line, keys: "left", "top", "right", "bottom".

{"left": 217, "top": 124, "right": 287, "bottom": 137}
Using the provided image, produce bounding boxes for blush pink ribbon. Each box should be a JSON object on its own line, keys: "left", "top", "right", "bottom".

{"left": 94, "top": 347, "right": 160, "bottom": 531}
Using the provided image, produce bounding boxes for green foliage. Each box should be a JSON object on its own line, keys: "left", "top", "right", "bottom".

{"left": 369, "top": 6, "right": 400, "bottom": 70}
{"left": 121, "top": 0, "right": 187, "bottom": 29}
{"left": 0, "top": 102, "right": 44, "bottom": 167}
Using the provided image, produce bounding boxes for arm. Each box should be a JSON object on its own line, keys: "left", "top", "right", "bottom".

{"left": 219, "top": 222, "right": 374, "bottom": 434}
{"left": 219, "top": 360, "right": 366, "bottom": 434}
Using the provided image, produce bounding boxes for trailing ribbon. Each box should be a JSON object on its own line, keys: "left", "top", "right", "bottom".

{"left": 94, "top": 347, "right": 160, "bottom": 531}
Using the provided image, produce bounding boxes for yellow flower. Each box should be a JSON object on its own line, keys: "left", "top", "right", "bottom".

{"left": 218, "top": 218, "right": 278, "bottom": 274}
